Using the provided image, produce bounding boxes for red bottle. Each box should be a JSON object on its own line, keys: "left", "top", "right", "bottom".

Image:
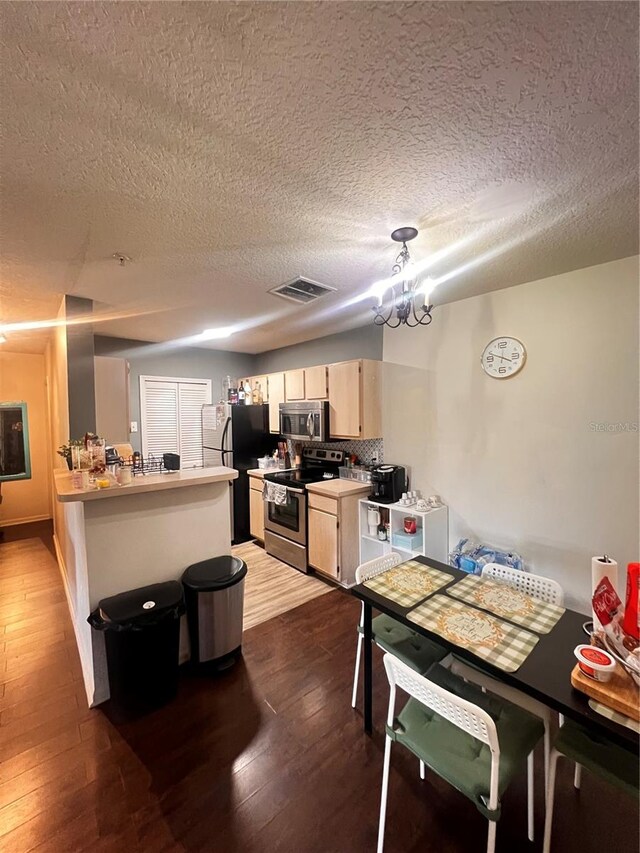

{"left": 622, "top": 562, "right": 640, "bottom": 640}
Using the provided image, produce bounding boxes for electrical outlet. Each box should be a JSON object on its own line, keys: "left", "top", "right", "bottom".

{"left": 371, "top": 452, "right": 379, "bottom": 464}
{"left": 130, "top": 421, "right": 138, "bottom": 433}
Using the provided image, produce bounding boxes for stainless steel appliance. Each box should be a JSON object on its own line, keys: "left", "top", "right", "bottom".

{"left": 264, "top": 446, "right": 344, "bottom": 572}
{"left": 202, "top": 404, "right": 274, "bottom": 545}
{"left": 279, "top": 400, "right": 330, "bottom": 443}
{"left": 369, "top": 464, "right": 407, "bottom": 504}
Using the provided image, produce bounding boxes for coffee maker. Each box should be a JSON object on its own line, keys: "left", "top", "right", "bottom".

{"left": 369, "top": 465, "right": 407, "bottom": 504}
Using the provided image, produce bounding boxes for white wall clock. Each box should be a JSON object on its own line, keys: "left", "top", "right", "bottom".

{"left": 481, "top": 336, "right": 526, "bottom": 379}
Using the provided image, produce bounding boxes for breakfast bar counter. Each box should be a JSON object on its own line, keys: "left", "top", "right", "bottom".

{"left": 53, "top": 465, "right": 238, "bottom": 707}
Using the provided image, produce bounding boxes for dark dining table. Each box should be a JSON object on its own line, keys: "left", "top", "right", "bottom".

{"left": 351, "top": 555, "right": 639, "bottom": 752}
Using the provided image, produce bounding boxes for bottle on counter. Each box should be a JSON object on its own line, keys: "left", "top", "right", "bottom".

{"left": 252, "top": 383, "right": 260, "bottom": 405}
{"left": 244, "top": 381, "right": 252, "bottom": 404}
{"left": 238, "top": 384, "right": 245, "bottom": 404}
{"left": 222, "top": 375, "right": 231, "bottom": 403}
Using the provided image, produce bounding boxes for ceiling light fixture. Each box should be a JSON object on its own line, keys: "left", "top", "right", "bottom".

{"left": 372, "top": 227, "right": 435, "bottom": 328}
{"left": 199, "top": 326, "right": 234, "bottom": 340}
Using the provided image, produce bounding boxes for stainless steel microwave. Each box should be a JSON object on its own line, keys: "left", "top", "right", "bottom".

{"left": 279, "top": 400, "right": 330, "bottom": 442}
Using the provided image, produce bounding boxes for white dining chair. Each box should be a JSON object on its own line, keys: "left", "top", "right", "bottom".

{"left": 351, "top": 554, "right": 448, "bottom": 709}
{"left": 377, "top": 654, "right": 544, "bottom": 853}
{"left": 450, "top": 563, "right": 565, "bottom": 788}
{"left": 481, "top": 563, "right": 564, "bottom": 606}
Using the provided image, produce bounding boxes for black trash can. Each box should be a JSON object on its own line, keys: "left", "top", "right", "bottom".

{"left": 88, "top": 580, "right": 185, "bottom": 718}
{"left": 182, "top": 556, "right": 247, "bottom": 671}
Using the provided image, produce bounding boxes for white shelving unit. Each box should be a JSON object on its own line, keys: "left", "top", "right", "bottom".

{"left": 358, "top": 498, "right": 449, "bottom": 566}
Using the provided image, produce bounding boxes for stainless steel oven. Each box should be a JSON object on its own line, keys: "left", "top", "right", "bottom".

{"left": 279, "top": 401, "right": 330, "bottom": 443}
{"left": 264, "top": 487, "right": 308, "bottom": 572}
{"left": 264, "top": 488, "right": 306, "bottom": 545}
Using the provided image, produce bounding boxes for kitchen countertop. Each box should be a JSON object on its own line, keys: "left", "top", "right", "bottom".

{"left": 54, "top": 466, "right": 238, "bottom": 503}
{"left": 306, "top": 479, "right": 371, "bottom": 498}
{"left": 247, "top": 468, "right": 267, "bottom": 478}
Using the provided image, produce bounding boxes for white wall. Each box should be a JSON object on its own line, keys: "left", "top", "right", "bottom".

{"left": 0, "top": 351, "right": 52, "bottom": 525}
{"left": 383, "top": 255, "right": 639, "bottom": 613}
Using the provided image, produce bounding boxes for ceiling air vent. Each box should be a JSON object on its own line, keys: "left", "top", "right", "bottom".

{"left": 269, "top": 277, "right": 337, "bottom": 304}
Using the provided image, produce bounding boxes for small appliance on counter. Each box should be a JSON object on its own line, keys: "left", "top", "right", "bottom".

{"left": 163, "top": 453, "right": 180, "bottom": 471}
{"left": 368, "top": 464, "right": 407, "bottom": 504}
{"left": 105, "top": 445, "right": 120, "bottom": 466}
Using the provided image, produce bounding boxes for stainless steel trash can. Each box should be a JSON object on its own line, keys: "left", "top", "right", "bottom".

{"left": 182, "top": 556, "right": 247, "bottom": 671}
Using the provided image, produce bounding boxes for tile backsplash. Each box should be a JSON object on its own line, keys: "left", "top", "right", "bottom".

{"left": 286, "top": 438, "right": 383, "bottom": 466}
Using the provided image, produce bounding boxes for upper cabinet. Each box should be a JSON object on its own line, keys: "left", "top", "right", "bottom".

{"left": 304, "top": 365, "right": 328, "bottom": 399}
{"left": 267, "top": 372, "right": 285, "bottom": 433}
{"left": 234, "top": 358, "right": 382, "bottom": 440}
{"left": 284, "top": 369, "right": 305, "bottom": 401}
{"left": 328, "top": 359, "right": 381, "bottom": 440}
{"left": 94, "top": 356, "right": 130, "bottom": 443}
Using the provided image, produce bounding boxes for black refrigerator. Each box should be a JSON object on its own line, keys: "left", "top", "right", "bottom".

{"left": 202, "top": 403, "right": 275, "bottom": 544}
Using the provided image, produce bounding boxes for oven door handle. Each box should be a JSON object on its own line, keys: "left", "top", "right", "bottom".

{"left": 287, "top": 486, "right": 305, "bottom": 495}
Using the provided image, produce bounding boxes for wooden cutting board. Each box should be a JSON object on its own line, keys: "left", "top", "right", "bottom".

{"left": 571, "top": 662, "right": 640, "bottom": 721}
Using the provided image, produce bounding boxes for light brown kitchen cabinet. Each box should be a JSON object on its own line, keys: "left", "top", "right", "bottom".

{"left": 308, "top": 506, "right": 339, "bottom": 579}
{"left": 94, "top": 356, "right": 130, "bottom": 443}
{"left": 249, "top": 475, "right": 265, "bottom": 541}
{"left": 284, "top": 369, "right": 305, "bottom": 401}
{"left": 328, "top": 359, "right": 381, "bottom": 439}
{"left": 307, "top": 486, "right": 369, "bottom": 585}
{"left": 267, "top": 372, "right": 286, "bottom": 433}
{"left": 304, "top": 364, "right": 328, "bottom": 399}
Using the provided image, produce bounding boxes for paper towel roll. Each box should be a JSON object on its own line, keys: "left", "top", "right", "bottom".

{"left": 591, "top": 555, "right": 618, "bottom": 629}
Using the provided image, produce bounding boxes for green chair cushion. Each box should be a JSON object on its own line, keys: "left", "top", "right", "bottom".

{"left": 387, "top": 664, "right": 544, "bottom": 820}
{"left": 359, "top": 613, "right": 448, "bottom": 673}
{"left": 555, "top": 719, "right": 639, "bottom": 799}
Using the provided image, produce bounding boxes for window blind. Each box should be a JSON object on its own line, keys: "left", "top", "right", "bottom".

{"left": 140, "top": 376, "right": 212, "bottom": 468}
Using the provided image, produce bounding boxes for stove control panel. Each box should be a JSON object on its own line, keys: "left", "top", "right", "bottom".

{"left": 302, "top": 447, "right": 344, "bottom": 464}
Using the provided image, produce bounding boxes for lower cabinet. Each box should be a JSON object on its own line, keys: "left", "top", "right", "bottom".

{"left": 249, "top": 475, "right": 264, "bottom": 541}
{"left": 307, "top": 488, "right": 369, "bottom": 586}
{"left": 308, "top": 507, "right": 339, "bottom": 579}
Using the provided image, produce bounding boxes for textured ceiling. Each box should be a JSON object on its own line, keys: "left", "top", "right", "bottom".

{"left": 1, "top": 1, "right": 638, "bottom": 354}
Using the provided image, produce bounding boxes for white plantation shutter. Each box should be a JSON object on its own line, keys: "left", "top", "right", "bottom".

{"left": 178, "top": 382, "right": 211, "bottom": 468}
{"left": 140, "top": 376, "right": 212, "bottom": 468}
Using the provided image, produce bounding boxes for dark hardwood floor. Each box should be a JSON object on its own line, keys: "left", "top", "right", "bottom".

{"left": 0, "top": 532, "right": 637, "bottom": 852}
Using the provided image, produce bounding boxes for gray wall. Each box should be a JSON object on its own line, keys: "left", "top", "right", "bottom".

{"left": 94, "top": 336, "right": 256, "bottom": 452}
{"left": 66, "top": 295, "right": 96, "bottom": 437}
{"left": 255, "top": 324, "right": 383, "bottom": 373}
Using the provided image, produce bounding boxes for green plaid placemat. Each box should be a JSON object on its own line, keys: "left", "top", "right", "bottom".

{"left": 363, "top": 560, "right": 454, "bottom": 607}
{"left": 407, "top": 595, "right": 539, "bottom": 673}
{"left": 588, "top": 700, "right": 640, "bottom": 733}
{"left": 446, "top": 575, "right": 565, "bottom": 634}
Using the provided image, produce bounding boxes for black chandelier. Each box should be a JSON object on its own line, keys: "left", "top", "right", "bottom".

{"left": 372, "top": 227, "right": 434, "bottom": 328}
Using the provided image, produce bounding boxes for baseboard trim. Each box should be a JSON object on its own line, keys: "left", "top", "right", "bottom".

{"left": 1, "top": 514, "right": 53, "bottom": 527}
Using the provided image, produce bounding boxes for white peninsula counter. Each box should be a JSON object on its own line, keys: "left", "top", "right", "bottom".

{"left": 53, "top": 465, "right": 238, "bottom": 707}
